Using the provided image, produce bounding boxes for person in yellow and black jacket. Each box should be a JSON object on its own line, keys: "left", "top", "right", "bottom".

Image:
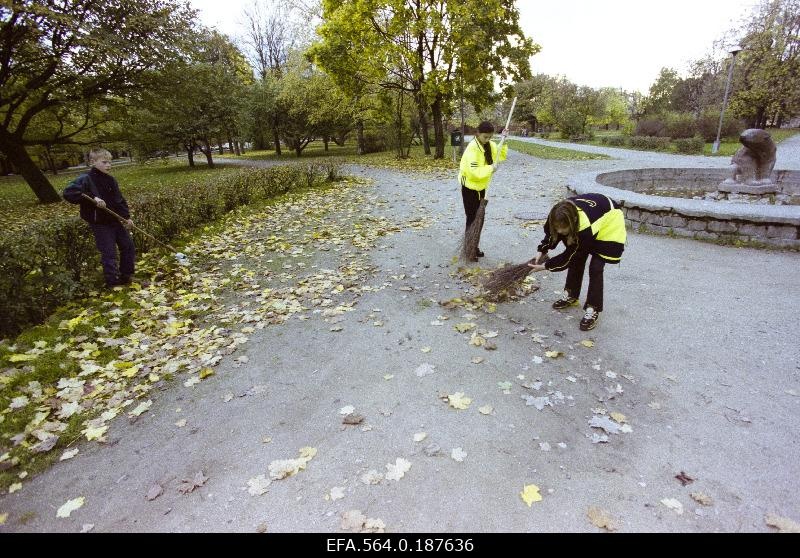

{"left": 459, "top": 121, "right": 508, "bottom": 260}
{"left": 526, "top": 193, "right": 627, "bottom": 331}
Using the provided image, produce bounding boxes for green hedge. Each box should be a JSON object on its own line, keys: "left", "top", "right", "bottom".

{"left": 629, "top": 136, "right": 672, "bottom": 151}
{"left": 673, "top": 137, "right": 706, "bottom": 154}
{"left": 0, "top": 163, "right": 340, "bottom": 338}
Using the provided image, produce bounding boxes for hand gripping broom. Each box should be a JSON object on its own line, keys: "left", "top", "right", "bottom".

{"left": 462, "top": 97, "right": 517, "bottom": 262}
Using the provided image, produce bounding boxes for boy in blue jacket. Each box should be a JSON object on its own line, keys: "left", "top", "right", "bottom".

{"left": 63, "top": 148, "right": 136, "bottom": 287}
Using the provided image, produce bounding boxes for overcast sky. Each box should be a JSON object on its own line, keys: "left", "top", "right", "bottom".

{"left": 189, "top": 0, "right": 759, "bottom": 93}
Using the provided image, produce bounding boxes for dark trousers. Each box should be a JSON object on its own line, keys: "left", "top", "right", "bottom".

{"left": 564, "top": 251, "right": 606, "bottom": 312}
{"left": 90, "top": 222, "right": 135, "bottom": 285}
{"left": 461, "top": 185, "right": 486, "bottom": 232}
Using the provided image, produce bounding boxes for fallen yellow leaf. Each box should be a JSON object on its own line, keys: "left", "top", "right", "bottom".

{"left": 447, "top": 392, "right": 472, "bottom": 410}
{"left": 587, "top": 506, "right": 619, "bottom": 531}
{"left": 580, "top": 340, "right": 595, "bottom": 348}
{"left": 520, "top": 484, "right": 542, "bottom": 507}
{"left": 56, "top": 497, "right": 85, "bottom": 518}
{"left": 9, "top": 353, "right": 37, "bottom": 362}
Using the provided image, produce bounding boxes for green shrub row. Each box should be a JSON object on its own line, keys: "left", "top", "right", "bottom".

{"left": 0, "top": 162, "right": 340, "bottom": 338}
{"left": 598, "top": 135, "right": 705, "bottom": 153}
{"left": 635, "top": 113, "right": 745, "bottom": 142}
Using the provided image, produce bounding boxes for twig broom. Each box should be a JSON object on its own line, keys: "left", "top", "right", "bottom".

{"left": 482, "top": 254, "right": 549, "bottom": 295}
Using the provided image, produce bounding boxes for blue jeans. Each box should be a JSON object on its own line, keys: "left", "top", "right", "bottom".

{"left": 90, "top": 223, "right": 135, "bottom": 285}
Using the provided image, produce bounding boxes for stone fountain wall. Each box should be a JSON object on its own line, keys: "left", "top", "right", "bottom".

{"left": 568, "top": 168, "right": 800, "bottom": 249}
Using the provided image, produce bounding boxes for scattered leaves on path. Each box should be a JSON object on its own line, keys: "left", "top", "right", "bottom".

{"left": 690, "top": 492, "right": 713, "bottom": 506}
{"left": 269, "top": 447, "right": 317, "bottom": 480}
{"left": 520, "top": 485, "right": 542, "bottom": 507}
{"left": 385, "top": 457, "right": 411, "bottom": 481}
{"left": 675, "top": 471, "right": 694, "bottom": 486}
{"left": 56, "top": 497, "right": 85, "bottom": 518}
{"left": 660, "top": 498, "right": 683, "bottom": 515}
{"left": 587, "top": 506, "right": 620, "bottom": 531}
{"left": 451, "top": 448, "right": 467, "bottom": 462}
{"left": 247, "top": 475, "right": 271, "bottom": 496}
{"left": 178, "top": 471, "right": 208, "bottom": 494}
{"left": 146, "top": 483, "right": 164, "bottom": 501}
{"left": 447, "top": 392, "right": 472, "bottom": 410}
{"left": 765, "top": 513, "right": 800, "bottom": 533}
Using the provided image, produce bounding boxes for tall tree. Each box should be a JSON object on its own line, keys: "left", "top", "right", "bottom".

{"left": 240, "top": 1, "right": 298, "bottom": 154}
{"left": 728, "top": 0, "right": 800, "bottom": 127}
{"left": 642, "top": 67, "right": 681, "bottom": 116}
{"left": 0, "top": 0, "right": 196, "bottom": 202}
{"left": 127, "top": 31, "right": 252, "bottom": 167}
{"left": 309, "top": 0, "right": 537, "bottom": 158}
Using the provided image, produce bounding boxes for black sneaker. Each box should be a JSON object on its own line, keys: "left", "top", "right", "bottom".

{"left": 552, "top": 291, "right": 579, "bottom": 310}
{"left": 119, "top": 275, "right": 133, "bottom": 285}
{"left": 579, "top": 307, "right": 600, "bottom": 331}
{"left": 477, "top": 249, "right": 485, "bottom": 258}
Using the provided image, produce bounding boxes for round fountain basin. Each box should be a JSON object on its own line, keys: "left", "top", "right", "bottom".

{"left": 568, "top": 168, "right": 800, "bottom": 249}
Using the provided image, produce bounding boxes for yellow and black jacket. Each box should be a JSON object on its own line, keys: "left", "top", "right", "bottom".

{"left": 459, "top": 138, "right": 508, "bottom": 192}
{"left": 538, "top": 193, "right": 627, "bottom": 270}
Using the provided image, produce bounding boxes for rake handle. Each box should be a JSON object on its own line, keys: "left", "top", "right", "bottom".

{"left": 80, "top": 193, "right": 177, "bottom": 253}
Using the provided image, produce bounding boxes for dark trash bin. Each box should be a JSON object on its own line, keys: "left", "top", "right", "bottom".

{"left": 450, "top": 131, "right": 463, "bottom": 146}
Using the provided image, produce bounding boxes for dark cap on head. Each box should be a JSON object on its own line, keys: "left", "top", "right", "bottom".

{"left": 477, "top": 121, "right": 495, "bottom": 134}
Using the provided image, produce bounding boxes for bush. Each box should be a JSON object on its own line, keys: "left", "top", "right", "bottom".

{"left": 629, "top": 136, "right": 672, "bottom": 151}
{"left": 600, "top": 136, "right": 628, "bottom": 147}
{"left": 696, "top": 112, "right": 745, "bottom": 142}
{"left": 0, "top": 163, "right": 341, "bottom": 338}
{"left": 674, "top": 136, "right": 705, "bottom": 154}
{"left": 360, "top": 132, "right": 387, "bottom": 154}
{"left": 664, "top": 113, "right": 697, "bottom": 139}
{"left": 635, "top": 118, "right": 666, "bottom": 137}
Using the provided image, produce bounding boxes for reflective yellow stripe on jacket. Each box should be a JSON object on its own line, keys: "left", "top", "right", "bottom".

{"left": 458, "top": 138, "right": 508, "bottom": 191}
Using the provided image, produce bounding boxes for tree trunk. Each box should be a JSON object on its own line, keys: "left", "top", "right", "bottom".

{"left": 323, "top": 137, "right": 329, "bottom": 151}
{"left": 272, "top": 126, "right": 282, "bottom": 156}
{"left": 0, "top": 131, "right": 60, "bottom": 202}
{"left": 202, "top": 139, "right": 215, "bottom": 168}
{"left": 356, "top": 120, "right": 365, "bottom": 155}
{"left": 238, "top": 140, "right": 246, "bottom": 155}
{"left": 217, "top": 139, "right": 224, "bottom": 155}
{"left": 418, "top": 105, "right": 431, "bottom": 155}
{"left": 43, "top": 147, "right": 57, "bottom": 175}
{"left": 186, "top": 143, "right": 195, "bottom": 167}
{"left": 431, "top": 96, "right": 445, "bottom": 159}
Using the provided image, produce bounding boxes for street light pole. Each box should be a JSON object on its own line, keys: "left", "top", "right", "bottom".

{"left": 712, "top": 45, "right": 743, "bottom": 154}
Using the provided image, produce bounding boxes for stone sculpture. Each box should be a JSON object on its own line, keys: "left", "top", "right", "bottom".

{"left": 723, "top": 128, "right": 776, "bottom": 187}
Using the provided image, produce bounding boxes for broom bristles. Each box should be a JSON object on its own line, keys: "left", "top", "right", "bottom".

{"left": 482, "top": 262, "right": 534, "bottom": 294}
{"left": 461, "top": 198, "right": 488, "bottom": 261}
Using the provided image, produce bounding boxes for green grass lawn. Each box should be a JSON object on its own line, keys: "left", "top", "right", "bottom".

{"left": 505, "top": 139, "right": 610, "bottom": 160}
{"left": 231, "top": 139, "right": 459, "bottom": 172}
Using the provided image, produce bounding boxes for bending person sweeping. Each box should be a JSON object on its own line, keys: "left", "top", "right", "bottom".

{"left": 526, "top": 193, "right": 627, "bottom": 331}
{"left": 459, "top": 121, "right": 507, "bottom": 261}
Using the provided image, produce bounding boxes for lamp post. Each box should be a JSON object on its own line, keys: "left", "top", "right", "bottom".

{"left": 712, "top": 45, "right": 743, "bottom": 154}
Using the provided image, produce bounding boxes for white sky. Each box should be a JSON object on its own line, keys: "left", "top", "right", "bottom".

{"left": 190, "top": 0, "right": 759, "bottom": 94}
